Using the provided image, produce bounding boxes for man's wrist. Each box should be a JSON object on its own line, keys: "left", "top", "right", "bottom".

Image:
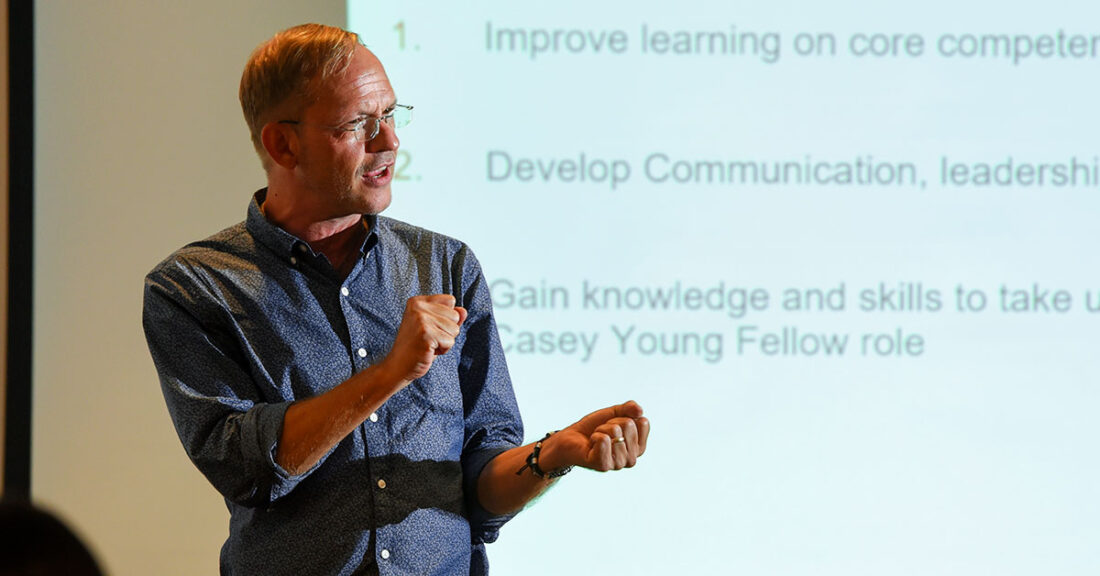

{"left": 364, "top": 359, "right": 413, "bottom": 393}
{"left": 349, "top": 362, "right": 411, "bottom": 416}
{"left": 515, "top": 432, "right": 573, "bottom": 480}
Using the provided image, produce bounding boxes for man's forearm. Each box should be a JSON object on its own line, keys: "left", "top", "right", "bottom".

{"left": 276, "top": 363, "right": 407, "bottom": 475}
{"left": 476, "top": 435, "right": 571, "bottom": 515}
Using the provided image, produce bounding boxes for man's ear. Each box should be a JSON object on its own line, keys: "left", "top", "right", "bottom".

{"left": 261, "top": 122, "right": 299, "bottom": 169}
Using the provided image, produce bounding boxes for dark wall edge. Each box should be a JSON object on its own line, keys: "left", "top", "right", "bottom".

{"left": 5, "top": 0, "right": 33, "bottom": 501}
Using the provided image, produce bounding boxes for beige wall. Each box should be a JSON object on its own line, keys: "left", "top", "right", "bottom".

{"left": 33, "top": 2, "right": 343, "bottom": 574}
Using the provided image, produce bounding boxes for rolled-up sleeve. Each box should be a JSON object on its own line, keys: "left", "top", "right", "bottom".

{"left": 143, "top": 266, "right": 319, "bottom": 508}
{"left": 453, "top": 248, "right": 524, "bottom": 543}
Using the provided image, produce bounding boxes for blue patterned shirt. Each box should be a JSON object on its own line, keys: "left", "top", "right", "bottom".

{"left": 143, "top": 191, "right": 523, "bottom": 575}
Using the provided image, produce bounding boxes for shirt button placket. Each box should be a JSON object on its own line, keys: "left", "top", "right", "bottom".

{"left": 290, "top": 244, "right": 307, "bottom": 266}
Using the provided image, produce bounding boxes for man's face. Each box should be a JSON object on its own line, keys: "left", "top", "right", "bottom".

{"left": 293, "top": 46, "right": 400, "bottom": 218}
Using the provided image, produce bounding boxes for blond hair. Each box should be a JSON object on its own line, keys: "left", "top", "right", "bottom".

{"left": 239, "top": 24, "right": 363, "bottom": 169}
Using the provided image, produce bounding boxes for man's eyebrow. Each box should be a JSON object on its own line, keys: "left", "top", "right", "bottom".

{"left": 341, "top": 115, "right": 370, "bottom": 126}
{"left": 352, "top": 101, "right": 396, "bottom": 120}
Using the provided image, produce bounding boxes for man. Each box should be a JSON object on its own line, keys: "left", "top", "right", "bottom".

{"left": 143, "top": 23, "right": 649, "bottom": 575}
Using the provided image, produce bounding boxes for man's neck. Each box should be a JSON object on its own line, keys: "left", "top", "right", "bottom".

{"left": 261, "top": 191, "right": 369, "bottom": 278}
{"left": 308, "top": 219, "right": 369, "bottom": 278}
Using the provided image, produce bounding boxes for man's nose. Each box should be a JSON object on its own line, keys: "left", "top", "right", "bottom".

{"left": 366, "top": 119, "right": 399, "bottom": 152}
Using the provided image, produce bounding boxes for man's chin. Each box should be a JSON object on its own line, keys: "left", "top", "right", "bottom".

{"left": 355, "top": 186, "right": 392, "bottom": 215}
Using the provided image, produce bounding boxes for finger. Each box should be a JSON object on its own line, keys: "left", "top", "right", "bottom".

{"left": 406, "top": 294, "right": 454, "bottom": 313}
{"left": 432, "top": 334, "right": 456, "bottom": 355}
{"left": 634, "top": 417, "right": 650, "bottom": 456}
{"left": 608, "top": 430, "right": 631, "bottom": 470}
{"left": 410, "top": 310, "right": 455, "bottom": 355}
{"left": 423, "top": 293, "right": 457, "bottom": 307}
{"left": 593, "top": 422, "right": 624, "bottom": 443}
{"left": 412, "top": 295, "right": 459, "bottom": 320}
{"left": 593, "top": 423, "right": 628, "bottom": 470}
{"left": 576, "top": 400, "right": 645, "bottom": 431}
{"left": 594, "top": 417, "right": 644, "bottom": 468}
{"left": 428, "top": 308, "right": 462, "bottom": 337}
{"left": 428, "top": 302, "right": 466, "bottom": 333}
{"left": 586, "top": 432, "right": 613, "bottom": 472}
{"left": 418, "top": 304, "right": 463, "bottom": 350}
{"left": 619, "top": 400, "right": 644, "bottom": 419}
{"left": 616, "top": 418, "right": 639, "bottom": 468}
{"left": 599, "top": 417, "right": 637, "bottom": 438}
{"left": 428, "top": 317, "right": 458, "bottom": 355}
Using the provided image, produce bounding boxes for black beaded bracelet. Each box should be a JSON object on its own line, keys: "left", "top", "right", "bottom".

{"left": 515, "top": 431, "right": 573, "bottom": 479}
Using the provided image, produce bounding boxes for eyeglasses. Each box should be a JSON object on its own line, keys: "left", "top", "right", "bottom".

{"left": 279, "top": 104, "right": 413, "bottom": 142}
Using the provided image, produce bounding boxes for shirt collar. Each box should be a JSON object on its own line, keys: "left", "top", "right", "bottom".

{"left": 246, "top": 188, "right": 381, "bottom": 258}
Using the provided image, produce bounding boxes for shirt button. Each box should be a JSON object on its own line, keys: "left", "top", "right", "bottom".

{"left": 297, "top": 245, "right": 308, "bottom": 254}
{"left": 357, "top": 348, "right": 367, "bottom": 358}
{"left": 380, "top": 549, "right": 390, "bottom": 560}
{"left": 289, "top": 257, "right": 298, "bottom": 265}
{"left": 340, "top": 286, "right": 350, "bottom": 296}
{"left": 369, "top": 412, "right": 379, "bottom": 422}
{"left": 377, "top": 479, "right": 386, "bottom": 489}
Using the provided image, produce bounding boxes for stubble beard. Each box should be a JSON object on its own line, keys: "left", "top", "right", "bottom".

{"left": 351, "top": 154, "right": 395, "bottom": 215}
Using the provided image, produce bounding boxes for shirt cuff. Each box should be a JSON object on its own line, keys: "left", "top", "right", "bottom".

{"left": 462, "top": 445, "right": 519, "bottom": 544}
{"left": 250, "top": 401, "right": 326, "bottom": 503}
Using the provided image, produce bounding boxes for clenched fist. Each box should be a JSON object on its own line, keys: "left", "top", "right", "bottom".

{"left": 379, "top": 294, "right": 467, "bottom": 385}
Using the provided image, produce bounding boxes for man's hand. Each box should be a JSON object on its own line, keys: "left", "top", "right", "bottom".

{"left": 379, "top": 294, "right": 467, "bottom": 385}
{"left": 477, "top": 400, "right": 650, "bottom": 514}
{"left": 542, "top": 400, "right": 650, "bottom": 472}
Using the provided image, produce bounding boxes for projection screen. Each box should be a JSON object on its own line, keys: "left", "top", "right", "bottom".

{"left": 348, "top": 2, "right": 1100, "bottom": 574}
{"left": 30, "top": 1, "right": 1099, "bottom": 574}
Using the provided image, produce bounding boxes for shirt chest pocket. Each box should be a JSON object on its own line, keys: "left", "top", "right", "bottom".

{"left": 380, "top": 351, "right": 465, "bottom": 456}
{"left": 408, "top": 351, "right": 463, "bottom": 414}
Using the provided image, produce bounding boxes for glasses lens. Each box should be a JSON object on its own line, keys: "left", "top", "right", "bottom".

{"left": 392, "top": 106, "right": 413, "bottom": 129}
{"left": 353, "top": 118, "right": 379, "bottom": 142}
{"left": 356, "top": 107, "right": 411, "bottom": 141}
